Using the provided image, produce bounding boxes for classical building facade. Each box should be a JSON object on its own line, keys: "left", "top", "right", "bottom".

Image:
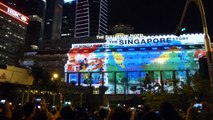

{"left": 65, "top": 33, "right": 210, "bottom": 94}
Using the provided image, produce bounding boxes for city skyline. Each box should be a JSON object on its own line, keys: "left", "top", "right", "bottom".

{"left": 2, "top": 0, "right": 213, "bottom": 37}
{"left": 1, "top": 0, "right": 213, "bottom": 107}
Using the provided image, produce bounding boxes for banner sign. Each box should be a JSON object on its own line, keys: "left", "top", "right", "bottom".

{"left": 0, "top": 2, "right": 29, "bottom": 24}
{"left": 0, "top": 66, "right": 33, "bottom": 85}
{"left": 104, "top": 33, "right": 204, "bottom": 47}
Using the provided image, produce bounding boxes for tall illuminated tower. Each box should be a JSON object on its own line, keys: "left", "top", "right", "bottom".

{"left": 1, "top": 0, "right": 46, "bottom": 49}
{"left": 0, "top": 2, "right": 29, "bottom": 65}
{"left": 74, "top": 0, "right": 108, "bottom": 38}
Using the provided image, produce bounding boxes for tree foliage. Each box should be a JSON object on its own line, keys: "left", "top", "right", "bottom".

{"left": 30, "top": 66, "right": 53, "bottom": 91}
{"left": 142, "top": 72, "right": 213, "bottom": 115}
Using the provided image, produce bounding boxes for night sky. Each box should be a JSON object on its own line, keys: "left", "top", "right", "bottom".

{"left": 2, "top": 0, "right": 213, "bottom": 39}
{"left": 108, "top": 0, "right": 213, "bottom": 38}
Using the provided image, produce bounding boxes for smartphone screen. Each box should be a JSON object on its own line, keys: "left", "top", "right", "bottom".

{"left": 37, "top": 105, "right": 41, "bottom": 109}
{"left": 193, "top": 103, "right": 202, "bottom": 109}
{"left": 103, "top": 106, "right": 109, "bottom": 110}
{"left": 0, "top": 99, "right": 6, "bottom": 104}
{"left": 35, "top": 98, "right": 41, "bottom": 102}
{"left": 130, "top": 107, "right": 135, "bottom": 110}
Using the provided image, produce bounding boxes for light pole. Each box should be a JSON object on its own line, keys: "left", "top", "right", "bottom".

{"left": 176, "top": 0, "right": 213, "bottom": 90}
{"left": 51, "top": 73, "right": 59, "bottom": 105}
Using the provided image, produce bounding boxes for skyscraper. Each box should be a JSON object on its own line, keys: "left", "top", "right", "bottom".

{"left": 43, "top": 0, "right": 63, "bottom": 40}
{"left": 23, "top": 0, "right": 46, "bottom": 49}
{"left": 61, "top": 0, "right": 76, "bottom": 38}
{"left": 74, "top": 0, "right": 108, "bottom": 38}
{"left": 1, "top": 0, "right": 46, "bottom": 49}
{"left": 0, "top": 2, "right": 29, "bottom": 65}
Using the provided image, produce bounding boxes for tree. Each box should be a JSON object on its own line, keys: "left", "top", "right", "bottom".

{"left": 142, "top": 72, "right": 213, "bottom": 118}
{"left": 30, "top": 65, "right": 53, "bottom": 91}
{"left": 130, "top": 86, "right": 137, "bottom": 94}
{"left": 144, "top": 71, "right": 154, "bottom": 92}
{"left": 0, "top": 83, "right": 24, "bottom": 102}
{"left": 184, "top": 72, "right": 212, "bottom": 102}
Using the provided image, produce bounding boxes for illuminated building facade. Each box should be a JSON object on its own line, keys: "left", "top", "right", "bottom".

{"left": 0, "top": 2, "right": 29, "bottom": 65}
{"left": 1, "top": 0, "right": 46, "bottom": 49}
{"left": 75, "top": 0, "right": 108, "bottom": 38}
{"left": 65, "top": 33, "right": 210, "bottom": 94}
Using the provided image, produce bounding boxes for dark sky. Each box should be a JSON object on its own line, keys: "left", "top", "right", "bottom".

{"left": 108, "top": 0, "right": 213, "bottom": 37}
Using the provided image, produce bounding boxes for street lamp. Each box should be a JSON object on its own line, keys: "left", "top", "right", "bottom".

{"left": 51, "top": 73, "right": 59, "bottom": 80}
{"left": 51, "top": 73, "right": 59, "bottom": 105}
{"left": 176, "top": 0, "right": 213, "bottom": 89}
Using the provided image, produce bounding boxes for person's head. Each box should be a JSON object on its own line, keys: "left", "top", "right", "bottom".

{"left": 134, "top": 111, "right": 142, "bottom": 120}
{"left": 141, "top": 111, "right": 161, "bottom": 120}
{"left": 98, "top": 108, "right": 108, "bottom": 119}
{"left": 73, "top": 107, "right": 90, "bottom": 120}
{"left": 110, "top": 107, "right": 130, "bottom": 120}
{"left": 60, "top": 106, "right": 74, "bottom": 120}
{"left": 20, "top": 102, "right": 36, "bottom": 119}
{"left": 82, "top": 65, "right": 86, "bottom": 69}
{"left": 159, "top": 102, "right": 179, "bottom": 120}
{"left": 31, "top": 112, "right": 48, "bottom": 120}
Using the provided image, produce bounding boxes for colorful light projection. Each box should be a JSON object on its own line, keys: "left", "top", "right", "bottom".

{"left": 65, "top": 33, "right": 207, "bottom": 93}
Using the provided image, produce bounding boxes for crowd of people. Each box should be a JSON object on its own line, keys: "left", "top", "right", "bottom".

{"left": 0, "top": 97, "right": 213, "bottom": 120}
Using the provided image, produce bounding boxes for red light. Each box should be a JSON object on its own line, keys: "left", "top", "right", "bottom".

{"left": 0, "top": 2, "right": 29, "bottom": 25}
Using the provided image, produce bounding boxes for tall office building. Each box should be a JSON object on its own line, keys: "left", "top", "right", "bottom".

{"left": 0, "top": 2, "right": 29, "bottom": 65}
{"left": 43, "top": 0, "right": 63, "bottom": 40}
{"left": 1, "top": 0, "right": 46, "bottom": 49}
{"left": 61, "top": 0, "right": 76, "bottom": 38}
{"left": 22, "top": 0, "right": 46, "bottom": 49}
{"left": 75, "top": 0, "right": 108, "bottom": 38}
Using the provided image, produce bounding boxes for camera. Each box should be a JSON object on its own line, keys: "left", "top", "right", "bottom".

{"left": 193, "top": 103, "right": 202, "bottom": 109}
